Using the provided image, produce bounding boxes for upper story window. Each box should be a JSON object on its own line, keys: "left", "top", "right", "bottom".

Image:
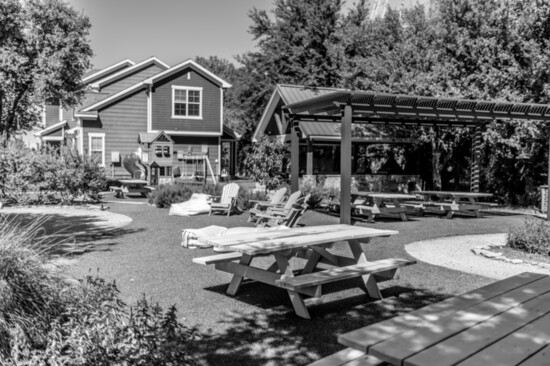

{"left": 172, "top": 86, "right": 202, "bottom": 119}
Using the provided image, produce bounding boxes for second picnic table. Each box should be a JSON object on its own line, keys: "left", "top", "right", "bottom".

{"left": 111, "top": 179, "right": 152, "bottom": 198}
{"left": 412, "top": 190, "right": 494, "bottom": 218}
{"left": 352, "top": 192, "right": 418, "bottom": 223}
{"left": 192, "top": 224, "right": 416, "bottom": 319}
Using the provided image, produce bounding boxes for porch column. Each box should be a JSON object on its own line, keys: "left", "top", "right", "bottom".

{"left": 470, "top": 125, "right": 482, "bottom": 192}
{"left": 340, "top": 104, "right": 353, "bottom": 225}
{"left": 290, "top": 118, "right": 300, "bottom": 193}
{"left": 306, "top": 139, "right": 313, "bottom": 175}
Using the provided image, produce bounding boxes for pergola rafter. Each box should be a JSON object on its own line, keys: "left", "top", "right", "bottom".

{"left": 282, "top": 90, "right": 550, "bottom": 223}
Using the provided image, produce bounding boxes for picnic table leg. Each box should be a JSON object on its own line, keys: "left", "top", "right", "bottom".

{"left": 274, "top": 254, "right": 312, "bottom": 319}
{"left": 348, "top": 238, "right": 383, "bottom": 300}
{"left": 226, "top": 254, "right": 253, "bottom": 296}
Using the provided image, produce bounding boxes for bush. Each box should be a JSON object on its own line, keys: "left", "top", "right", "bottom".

{"left": 149, "top": 183, "right": 224, "bottom": 208}
{"left": 0, "top": 217, "right": 68, "bottom": 358}
{"left": 507, "top": 217, "right": 550, "bottom": 256}
{"left": 1, "top": 218, "right": 198, "bottom": 365}
{"left": 150, "top": 183, "right": 263, "bottom": 211}
{"left": 0, "top": 141, "right": 107, "bottom": 206}
{"left": 242, "top": 137, "right": 289, "bottom": 190}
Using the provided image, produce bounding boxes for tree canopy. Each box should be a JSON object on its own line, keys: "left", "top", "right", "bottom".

{"left": 0, "top": 0, "right": 93, "bottom": 142}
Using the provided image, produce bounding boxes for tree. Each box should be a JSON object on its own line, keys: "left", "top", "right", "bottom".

{"left": 242, "top": 137, "right": 289, "bottom": 190}
{"left": 0, "top": 0, "right": 93, "bottom": 143}
{"left": 235, "top": 0, "right": 345, "bottom": 145}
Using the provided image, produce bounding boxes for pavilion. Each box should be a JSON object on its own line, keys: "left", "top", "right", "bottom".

{"left": 275, "top": 89, "right": 550, "bottom": 223}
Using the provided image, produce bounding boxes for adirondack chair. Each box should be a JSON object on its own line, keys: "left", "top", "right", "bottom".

{"left": 209, "top": 183, "right": 240, "bottom": 216}
{"left": 265, "top": 190, "right": 302, "bottom": 216}
{"left": 247, "top": 187, "right": 288, "bottom": 222}
{"left": 256, "top": 194, "right": 310, "bottom": 228}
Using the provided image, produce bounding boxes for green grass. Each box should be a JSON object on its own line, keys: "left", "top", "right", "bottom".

{"left": 4, "top": 199, "right": 528, "bottom": 365}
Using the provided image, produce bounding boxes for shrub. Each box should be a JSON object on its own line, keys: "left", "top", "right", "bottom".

{"left": 299, "top": 180, "right": 332, "bottom": 209}
{"left": 507, "top": 217, "right": 550, "bottom": 256}
{"left": 149, "top": 183, "right": 223, "bottom": 208}
{"left": 1, "top": 218, "right": 198, "bottom": 365}
{"left": 0, "top": 216, "right": 67, "bottom": 358}
{"left": 0, "top": 141, "right": 107, "bottom": 206}
{"left": 242, "top": 137, "right": 289, "bottom": 190}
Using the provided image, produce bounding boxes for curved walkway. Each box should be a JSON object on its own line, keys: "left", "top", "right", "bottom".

{"left": 405, "top": 233, "right": 550, "bottom": 279}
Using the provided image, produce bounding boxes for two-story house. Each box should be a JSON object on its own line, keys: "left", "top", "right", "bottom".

{"left": 34, "top": 58, "right": 237, "bottom": 184}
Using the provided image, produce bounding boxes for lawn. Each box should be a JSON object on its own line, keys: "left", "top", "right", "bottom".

{"left": 6, "top": 197, "right": 527, "bottom": 366}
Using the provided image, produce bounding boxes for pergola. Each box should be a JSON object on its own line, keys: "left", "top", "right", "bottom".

{"left": 282, "top": 90, "right": 550, "bottom": 223}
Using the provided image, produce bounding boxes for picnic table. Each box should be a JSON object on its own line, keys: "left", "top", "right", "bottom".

{"left": 411, "top": 190, "right": 494, "bottom": 218}
{"left": 352, "top": 192, "right": 418, "bottom": 223}
{"left": 333, "top": 272, "right": 550, "bottom": 366}
{"left": 192, "top": 224, "right": 416, "bottom": 319}
{"left": 111, "top": 179, "right": 152, "bottom": 198}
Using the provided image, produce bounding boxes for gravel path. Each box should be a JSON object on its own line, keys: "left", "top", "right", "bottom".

{"left": 405, "top": 233, "right": 550, "bottom": 279}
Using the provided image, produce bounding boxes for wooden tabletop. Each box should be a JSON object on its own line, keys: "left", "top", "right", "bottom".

{"left": 118, "top": 179, "right": 148, "bottom": 184}
{"left": 199, "top": 224, "right": 398, "bottom": 255}
{"left": 366, "top": 193, "right": 417, "bottom": 200}
{"left": 338, "top": 272, "right": 550, "bottom": 366}
{"left": 413, "top": 190, "right": 493, "bottom": 198}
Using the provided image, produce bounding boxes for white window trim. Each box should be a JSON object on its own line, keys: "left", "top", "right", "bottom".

{"left": 171, "top": 85, "right": 203, "bottom": 120}
{"left": 88, "top": 133, "right": 106, "bottom": 167}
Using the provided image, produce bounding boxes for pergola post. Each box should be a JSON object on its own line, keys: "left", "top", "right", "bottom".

{"left": 547, "top": 125, "right": 550, "bottom": 221}
{"left": 470, "top": 125, "right": 482, "bottom": 192}
{"left": 340, "top": 104, "right": 353, "bottom": 225}
{"left": 306, "top": 140, "right": 313, "bottom": 175}
{"left": 290, "top": 118, "right": 300, "bottom": 193}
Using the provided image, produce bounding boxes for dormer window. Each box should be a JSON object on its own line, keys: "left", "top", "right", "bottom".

{"left": 172, "top": 86, "right": 202, "bottom": 119}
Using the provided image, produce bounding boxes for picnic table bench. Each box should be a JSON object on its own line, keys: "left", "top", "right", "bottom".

{"left": 411, "top": 190, "right": 494, "bottom": 218}
{"left": 310, "top": 272, "right": 550, "bottom": 365}
{"left": 111, "top": 179, "right": 153, "bottom": 198}
{"left": 353, "top": 193, "right": 418, "bottom": 223}
{"left": 192, "top": 224, "right": 416, "bottom": 319}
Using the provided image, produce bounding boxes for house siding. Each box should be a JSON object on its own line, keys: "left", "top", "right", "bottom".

{"left": 151, "top": 68, "right": 221, "bottom": 134}
{"left": 82, "top": 89, "right": 148, "bottom": 177}
{"left": 100, "top": 64, "right": 165, "bottom": 95}
{"left": 45, "top": 104, "right": 60, "bottom": 127}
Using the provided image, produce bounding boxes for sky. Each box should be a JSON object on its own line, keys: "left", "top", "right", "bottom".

{"left": 65, "top": 0, "right": 424, "bottom": 71}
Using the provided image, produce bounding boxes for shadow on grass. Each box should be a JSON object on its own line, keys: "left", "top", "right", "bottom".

{"left": 2, "top": 212, "right": 145, "bottom": 257}
{"left": 190, "top": 285, "right": 447, "bottom": 366}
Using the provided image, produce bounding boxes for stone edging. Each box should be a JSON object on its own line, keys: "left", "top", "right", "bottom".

{"left": 471, "top": 245, "right": 550, "bottom": 271}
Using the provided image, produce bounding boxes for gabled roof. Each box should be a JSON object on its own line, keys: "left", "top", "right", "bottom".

{"left": 252, "top": 84, "right": 344, "bottom": 141}
{"left": 81, "top": 59, "right": 231, "bottom": 113}
{"left": 81, "top": 82, "right": 145, "bottom": 112}
{"left": 34, "top": 120, "right": 67, "bottom": 137}
{"left": 143, "top": 59, "right": 232, "bottom": 88}
{"left": 81, "top": 59, "right": 135, "bottom": 84}
{"left": 91, "top": 57, "right": 170, "bottom": 89}
{"left": 138, "top": 131, "right": 174, "bottom": 144}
